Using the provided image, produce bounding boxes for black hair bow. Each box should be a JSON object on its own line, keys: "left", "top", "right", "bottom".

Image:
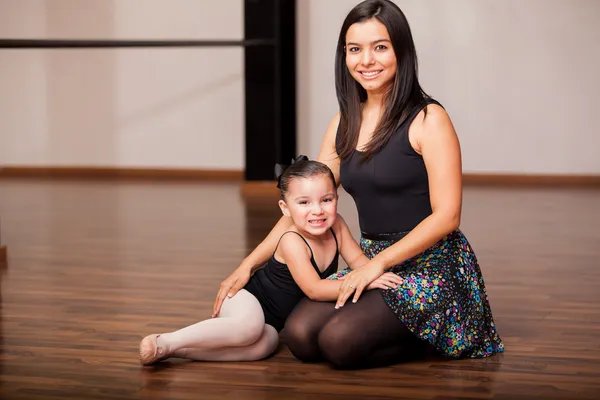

{"left": 274, "top": 155, "right": 309, "bottom": 189}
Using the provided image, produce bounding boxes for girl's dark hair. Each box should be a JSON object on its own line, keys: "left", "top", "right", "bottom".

{"left": 275, "top": 156, "right": 336, "bottom": 200}
{"left": 335, "top": 0, "right": 429, "bottom": 161}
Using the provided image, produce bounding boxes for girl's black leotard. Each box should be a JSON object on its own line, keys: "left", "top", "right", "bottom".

{"left": 244, "top": 229, "right": 339, "bottom": 332}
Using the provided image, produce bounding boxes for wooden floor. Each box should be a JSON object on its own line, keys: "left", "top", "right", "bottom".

{"left": 0, "top": 179, "right": 599, "bottom": 400}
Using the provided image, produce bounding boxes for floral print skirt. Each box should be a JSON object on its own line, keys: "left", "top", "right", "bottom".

{"left": 328, "top": 229, "right": 504, "bottom": 359}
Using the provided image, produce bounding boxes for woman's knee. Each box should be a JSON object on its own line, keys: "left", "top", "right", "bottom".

{"left": 317, "top": 319, "right": 361, "bottom": 369}
{"left": 283, "top": 317, "right": 315, "bottom": 358}
{"left": 284, "top": 309, "right": 309, "bottom": 338}
{"left": 283, "top": 302, "right": 329, "bottom": 362}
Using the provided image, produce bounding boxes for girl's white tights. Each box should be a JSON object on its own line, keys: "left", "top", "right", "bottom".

{"left": 156, "top": 289, "right": 279, "bottom": 361}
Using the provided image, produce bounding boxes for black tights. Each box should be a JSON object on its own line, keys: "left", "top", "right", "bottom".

{"left": 283, "top": 290, "right": 429, "bottom": 369}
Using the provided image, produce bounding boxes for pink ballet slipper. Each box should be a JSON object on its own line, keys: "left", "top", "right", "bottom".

{"left": 139, "top": 334, "right": 170, "bottom": 365}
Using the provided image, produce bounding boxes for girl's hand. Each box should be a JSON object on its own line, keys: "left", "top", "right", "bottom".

{"left": 212, "top": 266, "right": 252, "bottom": 317}
{"left": 335, "top": 261, "right": 386, "bottom": 308}
{"left": 366, "top": 272, "right": 403, "bottom": 291}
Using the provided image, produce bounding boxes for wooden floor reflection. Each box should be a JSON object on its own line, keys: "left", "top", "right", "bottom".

{"left": 0, "top": 179, "right": 599, "bottom": 399}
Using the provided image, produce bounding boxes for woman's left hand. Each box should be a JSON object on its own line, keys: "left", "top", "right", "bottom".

{"left": 335, "top": 261, "right": 385, "bottom": 308}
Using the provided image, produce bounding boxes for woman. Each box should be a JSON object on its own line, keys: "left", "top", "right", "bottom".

{"left": 213, "top": 0, "right": 504, "bottom": 369}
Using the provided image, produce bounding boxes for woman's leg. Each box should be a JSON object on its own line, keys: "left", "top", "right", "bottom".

{"left": 317, "top": 290, "right": 429, "bottom": 369}
{"left": 283, "top": 297, "right": 338, "bottom": 362}
{"left": 174, "top": 324, "right": 279, "bottom": 361}
{"left": 140, "top": 289, "right": 267, "bottom": 364}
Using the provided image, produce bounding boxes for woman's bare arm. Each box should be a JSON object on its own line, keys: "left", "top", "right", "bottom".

{"left": 316, "top": 113, "right": 342, "bottom": 186}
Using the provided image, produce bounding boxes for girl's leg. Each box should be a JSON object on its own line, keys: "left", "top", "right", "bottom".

{"left": 139, "top": 289, "right": 266, "bottom": 365}
{"left": 174, "top": 324, "right": 279, "bottom": 361}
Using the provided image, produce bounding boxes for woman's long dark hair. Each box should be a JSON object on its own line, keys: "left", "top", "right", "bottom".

{"left": 335, "top": 0, "right": 429, "bottom": 161}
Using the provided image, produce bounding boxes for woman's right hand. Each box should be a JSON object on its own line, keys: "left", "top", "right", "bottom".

{"left": 212, "top": 266, "right": 252, "bottom": 317}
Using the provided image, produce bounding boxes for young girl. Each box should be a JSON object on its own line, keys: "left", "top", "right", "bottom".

{"left": 139, "top": 157, "right": 402, "bottom": 365}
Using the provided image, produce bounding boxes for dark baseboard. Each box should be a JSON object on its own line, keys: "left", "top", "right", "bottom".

{"left": 462, "top": 173, "right": 600, "bottom": 187}
{"left": 241, "top": 181, "right": 281, "bottom": 198}
{"left": 0, "top": 166, "right": 244, "bottom": 181}
{"left": 1, "top": 167, "right": 598, "bottom": 188}
{"left": 240, "top": 173, "right": 600, "bottom": 198}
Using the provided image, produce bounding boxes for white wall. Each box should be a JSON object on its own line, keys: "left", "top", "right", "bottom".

{"left": 297, "top": 0, "right": 600, "bottom": 175}
{"left": 2, "top": 0, "right": 599, "bottom": 175}
{"left": 0, "top": 0, "right": 244, "bottom": 169}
